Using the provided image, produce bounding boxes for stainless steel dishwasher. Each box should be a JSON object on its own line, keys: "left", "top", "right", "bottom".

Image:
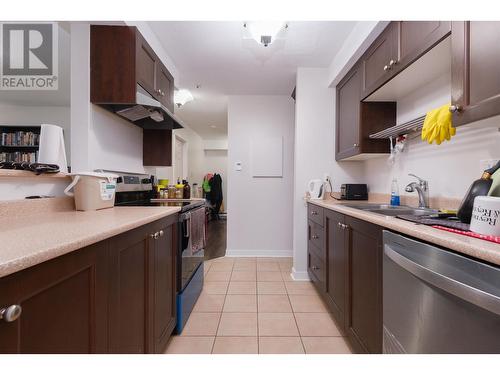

{"left": 383, "top": 230, "right": 500, "bottom": 353}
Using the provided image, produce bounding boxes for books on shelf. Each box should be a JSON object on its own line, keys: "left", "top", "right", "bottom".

{"left": 1, "top": 131, "right": 40, "bottom": 146}
{"left": 0, "top": 151, "right": 38, "bottom": 163}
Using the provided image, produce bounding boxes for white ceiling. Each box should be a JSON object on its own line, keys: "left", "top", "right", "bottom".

{"left": 149, "top": 21, "right": 357, "bottom": 139}
{"left": 0, "top": 22, "right": 71, "bottom": 107}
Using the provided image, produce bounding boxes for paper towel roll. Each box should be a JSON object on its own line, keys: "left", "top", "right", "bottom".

{"left": 38, "top": 124, "right": 68, "bottom": 173}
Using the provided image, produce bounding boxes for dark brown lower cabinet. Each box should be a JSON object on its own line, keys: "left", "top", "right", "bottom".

{"left": 0, "top": 242, "right": 108, "bottom": 354}
{"left": 0, "top": 215, "right": 177, "bottom": 354}
{"left": 151, "top": 217, "right": 177, "bottom": 353}
{"left": 108, "top": 224, "right": 152, "bottom": 354}
{"left": 324, "top": 210, "right": 348, "bottom": 333}
{"left": 345, "top": 215, "right": 383, "bottom": 354}
{"left": 308, "top": 204, "right": 383, "bottom": 354}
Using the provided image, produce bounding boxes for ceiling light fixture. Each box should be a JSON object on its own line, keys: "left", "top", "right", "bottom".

{"left": 174, "top": 89, "right": 194, "bottom": 107}
{"left": 243, "top": 21, "right": 288, "bottom": 47}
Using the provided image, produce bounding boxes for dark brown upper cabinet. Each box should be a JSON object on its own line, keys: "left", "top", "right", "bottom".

{"left": 91, "top": 25, "right": 175, "bottom": 113}
{"left": 336, "top": 64, "right": 396, "bottom": 161}
{"left": 337, "top": 65, "right": 362, "bottom": 159}
{"left": 361, "top": 23, "right": 399, "bottom": 97}
{"left": 361, "top": 21, "right": 450, "bottom": 99}
{"left": 398, "top": 21, "right": 451, "bottom": 69}
{"left": 91, "top": 25, "right": 176, "bottom": 167}
{"left": 451, "top": 21, "right": 500, "bottom": 126}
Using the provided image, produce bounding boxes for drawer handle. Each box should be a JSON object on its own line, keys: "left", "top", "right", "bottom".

{"left": 312, "top": 234, "right": 319, "bottom": 239}
{"left": 311, "top": 211, "right": 318, "bottom": 216}
{"left": 151, "top": 232, "right": 160, "bottom": 240}
{"left": 159, "top": 230, "right": 164, "bottom": 237}
{"left": 0, "top": 305, "right": 22, "bottom": 323}
{"left": 312, "top": 266, "right": 320, "bottom": 270}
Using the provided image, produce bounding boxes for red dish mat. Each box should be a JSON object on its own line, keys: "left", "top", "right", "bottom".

{"left": 432, "top": 225, "right": 500, "bottom": 244}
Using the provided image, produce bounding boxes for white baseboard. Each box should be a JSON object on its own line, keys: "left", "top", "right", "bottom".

{"left": 291, "top": 267, "right": 310, "bottom": 281}
{"left": 225, "top": 249, "right": 293, "bottom": 257}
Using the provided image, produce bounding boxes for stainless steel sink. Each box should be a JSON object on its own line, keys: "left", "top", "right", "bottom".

{"left": 341, "top": 203, "right": 438, "bottom": 217}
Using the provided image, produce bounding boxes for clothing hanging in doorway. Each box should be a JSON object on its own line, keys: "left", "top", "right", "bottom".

{"left": 204, "top": 173, "right": 223, "bottom": 219}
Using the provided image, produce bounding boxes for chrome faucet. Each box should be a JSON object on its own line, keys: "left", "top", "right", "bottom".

{"left": 405, "top": 174, "right": 429, "bottom": 208}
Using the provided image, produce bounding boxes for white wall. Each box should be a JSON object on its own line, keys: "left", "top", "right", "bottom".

{"left": 0, "top": 102, "right": 71, "bottom": 164}
{"left": 0, "top": 177, "right": 69, "bottom": 200}
{"left": 292, "top": 68, "right": 365, "bottom": 279}
{"left": 227, "top": 95, "right": 295, "bottom": 257}
{"left": 363, "top": 74, "right": 500, "bottom": 199}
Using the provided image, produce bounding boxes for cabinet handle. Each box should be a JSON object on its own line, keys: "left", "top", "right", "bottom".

{"left": 159, "top": 230, "right": 164, "bottom": 237}
{"left": 311, "top": 211, "right": 318, "bottom": 216}
{"left": 353, "top": 143, "right": 359, "bottom": 147}
{"left": 312, "top": 266, "right": 320, "bottom": 270}
{"left": 389, "top": 59, "right": 396, "bottom": 67}
{"left": 0, "top": 305, "right": 22, "bottom": 322}
{"left": 312, "top": 234, "right": 319, "bottom": 239}
{"left": 383, "top": 65, "right": 389, "bottom": 71}
{"left": 151, "top": 232, "right": 159, "bottom": 240}
{"left": 449, "top": 105, "right": 462, "bottom": 113}
{"left": 337, "top": 222, "right": 342, "bottom": 228}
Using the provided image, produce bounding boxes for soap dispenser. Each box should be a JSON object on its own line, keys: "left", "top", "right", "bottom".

{"left": 391, "top": 178, "right": 400, "bottom": 206}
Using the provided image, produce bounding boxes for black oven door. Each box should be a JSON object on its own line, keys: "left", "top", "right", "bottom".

{"left": 177, "top": 211, "right": 204, "bottom": 292}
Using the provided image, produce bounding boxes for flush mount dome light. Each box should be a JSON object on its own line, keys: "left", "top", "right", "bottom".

{"left": 174, "top": 89, "right": 194, "bottom": 107}
{"left": 244, "top": 21, "right": 288, "bottom": 47}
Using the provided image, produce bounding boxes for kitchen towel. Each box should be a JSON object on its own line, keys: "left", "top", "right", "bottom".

{"left": 190, "top": 206, "right": 206, "bottom": 254}
{"left": 397, "top": 214, "right": 470, "bottom": 231}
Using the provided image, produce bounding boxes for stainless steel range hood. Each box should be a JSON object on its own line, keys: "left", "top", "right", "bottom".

{"left": 105, "top": 85, "right": 184, "bottom": 130}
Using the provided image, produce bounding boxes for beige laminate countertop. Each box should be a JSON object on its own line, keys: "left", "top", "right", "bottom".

{"left": 308, "top": 198, "right": 500, "bottom": 266}
{"left": 0, "top": 201, "right": 181, "bottom": 278}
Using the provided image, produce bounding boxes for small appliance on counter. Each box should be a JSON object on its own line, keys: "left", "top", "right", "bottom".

{"left": 112, "top": 171, "right": 206, "bottom": 334}
{"left": 64, "top": 171, "right": 119, "bottom": 211}
{"left": 308, "top": 179, "right": 324, "bottom": 200}
{"left": 340, "top": 184, "right": 368, "bottom": 200}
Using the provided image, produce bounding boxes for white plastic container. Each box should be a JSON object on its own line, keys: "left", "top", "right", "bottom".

{"left": 469, "top": 196, "right": 500, "bottom": 237}
{"left": 64, "top": 172, "right": 119, "bottom": 211}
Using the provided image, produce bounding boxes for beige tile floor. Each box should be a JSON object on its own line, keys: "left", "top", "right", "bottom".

{"left": 165, "top": 257, "right": 352, "bottom": 354}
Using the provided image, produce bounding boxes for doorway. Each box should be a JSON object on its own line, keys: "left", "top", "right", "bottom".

{"left": 174, "top": 135, "right": 187, "bottom": 181}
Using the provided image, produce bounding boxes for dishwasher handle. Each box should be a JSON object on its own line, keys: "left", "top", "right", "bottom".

{"left": 384, "top": 244, "right": 500, "bottom": 316}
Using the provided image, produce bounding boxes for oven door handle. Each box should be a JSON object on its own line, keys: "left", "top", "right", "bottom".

{"left": 184, "top": 217, "right": 191, "bottom": 238}
{"left": 384, "top": 244, "right": 500, "bottom": 316}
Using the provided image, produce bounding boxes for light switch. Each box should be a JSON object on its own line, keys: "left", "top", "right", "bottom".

{"left": 235, "top": 161, "right": 242, "bottom": 171}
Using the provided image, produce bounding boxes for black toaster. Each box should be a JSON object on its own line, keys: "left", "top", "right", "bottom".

{"left": 340, "top": 184, "right": 368, "bottom": 200}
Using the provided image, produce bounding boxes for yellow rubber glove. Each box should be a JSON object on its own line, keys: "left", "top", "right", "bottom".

{"left": 421, "top": 103, "right": 456, "bottom": 145}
